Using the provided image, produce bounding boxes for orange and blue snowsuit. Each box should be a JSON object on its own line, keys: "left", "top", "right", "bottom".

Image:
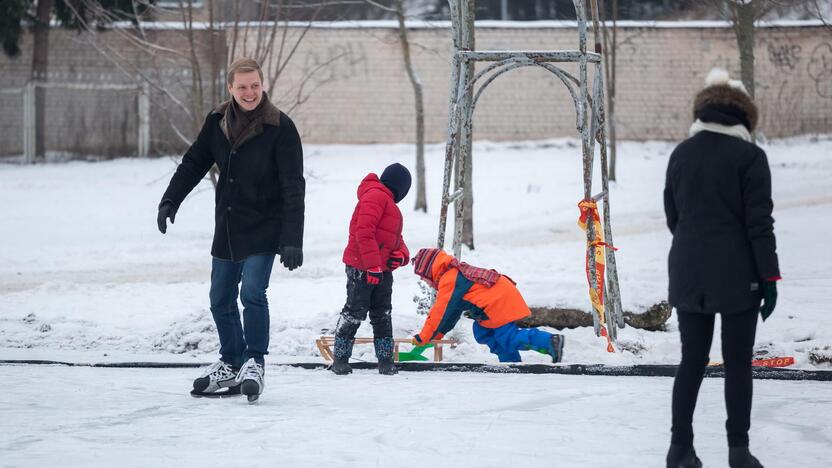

{"left": 412, "top": 249, "right": 558, "bottom": 362}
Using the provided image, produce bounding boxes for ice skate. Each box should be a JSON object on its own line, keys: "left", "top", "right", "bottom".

{"left": 236, "top": 358, "right": 265, "bottom": 404}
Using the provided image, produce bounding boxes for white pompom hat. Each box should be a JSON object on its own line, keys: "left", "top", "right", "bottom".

{"left": 693, "top": 67, "right": 758, "bottom": 131}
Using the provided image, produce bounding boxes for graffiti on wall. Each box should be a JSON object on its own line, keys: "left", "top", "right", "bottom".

{"left": 807, "top": 42, "right": 832, "bottom": 99}
{"left": 302, "top": 41, "right": 368, "bottom": 85}
{"left": 767, "top": 42, "right": 802, "bottom": 73}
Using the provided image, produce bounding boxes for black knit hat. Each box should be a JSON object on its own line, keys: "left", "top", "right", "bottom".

{"left": 380, "top": 163, "right": 411, "bottom": 203}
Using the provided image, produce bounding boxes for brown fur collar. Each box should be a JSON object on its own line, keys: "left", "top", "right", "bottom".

{"left": 693, "top": 85, "right": 758, "bottom": 132}
{"left": 212, "top": 96, "right": 281, "bottom": 149}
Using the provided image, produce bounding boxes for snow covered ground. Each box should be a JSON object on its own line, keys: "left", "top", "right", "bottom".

{"left": 1, "top": 136, "right": 831, "bottom": 467}
{"left": 2, "top": 136, "right": 831, "bottom": 367}
{"left": 0, "top": 365, "right": 829, "bottom": 467}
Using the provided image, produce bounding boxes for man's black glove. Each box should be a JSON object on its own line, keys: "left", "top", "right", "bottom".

{"left": 280, "top": 246, "right": 303, "bottom": 271}
{"left": 760, "top": 280, "right": 778, "bottom": 321}
{"left": 157, "top": 201, "right": 177, "bottom": 234}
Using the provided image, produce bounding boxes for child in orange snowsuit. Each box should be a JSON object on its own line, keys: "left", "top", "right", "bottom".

{"left": 411, "top": 248, "right": 565, "bottom": 363}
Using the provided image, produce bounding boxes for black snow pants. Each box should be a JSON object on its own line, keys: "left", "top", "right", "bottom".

{"left": 334, "top": 265, "right": 394, "bottom": 341}
{"left": 671, "top": 307, "right": 759, "bottom": 448}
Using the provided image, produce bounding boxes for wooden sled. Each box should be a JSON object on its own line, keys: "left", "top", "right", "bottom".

{"left": 316, "top": 336, "right": 458, "bottom": 362}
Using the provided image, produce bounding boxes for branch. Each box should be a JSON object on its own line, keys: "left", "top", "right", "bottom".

{"left": 363, "top": 0, "right": 397, "bottom": 13}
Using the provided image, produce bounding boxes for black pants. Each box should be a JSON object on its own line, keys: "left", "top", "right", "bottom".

{"left": 335, "top": 266, "right": 394, "bottom": 340}
{"left": 671, "top": 307, "right": 758, "bottom": 448}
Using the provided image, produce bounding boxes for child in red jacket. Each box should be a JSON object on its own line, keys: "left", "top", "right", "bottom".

{"left": 330, "top": 163, "right": 411, "bottom": 375}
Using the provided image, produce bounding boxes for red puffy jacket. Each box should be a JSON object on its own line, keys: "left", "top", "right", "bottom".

{"left": 342, "top": 174, "right": 409, "bottom": 272}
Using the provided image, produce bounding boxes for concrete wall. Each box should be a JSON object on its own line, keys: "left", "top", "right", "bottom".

{"left": 1, "top": 22, "right": 829, "bottom": 157}
{"left": 272, "top": 22, "right": 832, "bottom": 144}
{"left": 0, "top": 27, "right": 223, "bottom": 157}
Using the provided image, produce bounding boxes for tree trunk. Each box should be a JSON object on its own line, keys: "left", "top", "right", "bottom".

{"left": 732, "top": 0, "right": 756, "bottom": 99}
{"left": 600, "top": 0, "right": 618, "bottom": 181}
{"left": 394, "top": 0, "right": 427, "bottom": 213}
{"left": 207, "top": 0, "right": 221, "bottom": 107}
{"left": 460, "top": 0, "right": 475, "bottom": 250}
{"left": 182, "top": 0, "right": 205, "bottom": 128}
{"left": 516, "top": 301, "right": 671, "bottom": 331}
{"left": 31, "top": 0, "right": 53, "bottom": 161}
{"left": 518, "top": 307, "right": 594, "bottom": 329}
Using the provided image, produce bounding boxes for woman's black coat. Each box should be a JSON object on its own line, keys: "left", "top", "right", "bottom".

{"left": 664, "top": 131, "right": 779, "bottom": 314}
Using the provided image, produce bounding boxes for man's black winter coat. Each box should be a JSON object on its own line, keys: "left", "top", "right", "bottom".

{"left": 664, "top": 131, "right": 779, "bottom": 314}
{"left": 161, "top": 100, "right": 305, "bottom": 261}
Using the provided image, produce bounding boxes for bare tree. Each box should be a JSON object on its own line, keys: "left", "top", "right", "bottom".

{"left": 31, "top": 0, "right": 54, "bottom": 161}
{"left": 63, "top": 0, "right": 346, "bottom": 164}
{"left": 599, "top": 0, "right": 618, "bottom": 182}
{"left": 365, "top": 0, "right": 428, "bottom": 212}
{"left": 808, "top": 0, "right": 832, "bottom": 29}
{"left": 709, "top": 0, "right": 813, "bottom": 99}
{"left": 459, "top": 0, "right": 474, "bottom": 250}
{"left": 730, "top": 0, "right": 757, "bottom": 98}
{"left": 394, "top": 0, "right": 427, "bottom": 212}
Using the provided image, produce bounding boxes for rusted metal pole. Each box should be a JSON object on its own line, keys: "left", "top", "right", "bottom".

{"left": 433, "top": 0, "right": 625, "bottom": 348}
{"left": 437, "top": 0, "right": 463, "bottom": 250}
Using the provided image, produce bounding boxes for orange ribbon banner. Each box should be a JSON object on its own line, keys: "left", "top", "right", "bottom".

{"left": 578, "top": 199, "right": 616, "bottom": 353}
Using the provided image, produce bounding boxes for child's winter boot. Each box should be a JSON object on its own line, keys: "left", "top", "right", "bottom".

{"left": 330, "top": 336, "right": 354, "bottom": 375}
{"left": 665, "top": 444, "right": 702, "bottom": 468}
{"left": 729, "top": 447, "right": 763, "bottom": 468}
{"left": 549, "top": 334, "right": 565, "bottom": 363}
{"left": 374, "top": 336, "right": 398, "bottom": 375}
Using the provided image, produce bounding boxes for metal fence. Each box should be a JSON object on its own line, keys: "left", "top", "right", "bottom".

{"left": 0, "top": 80, "right": 150, "bottom": 163}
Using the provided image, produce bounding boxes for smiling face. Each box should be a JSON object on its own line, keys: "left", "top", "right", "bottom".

{"left": 228, "top": 70, "right": 263, "bottom": 111}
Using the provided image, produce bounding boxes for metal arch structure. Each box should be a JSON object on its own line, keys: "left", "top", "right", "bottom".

{"left": 436, "top": 0, "right": 625, "bottom": 346}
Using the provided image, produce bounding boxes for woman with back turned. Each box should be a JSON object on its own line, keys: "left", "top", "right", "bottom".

{"left": 663, "top": 68, "right": 780, "bottom": 468}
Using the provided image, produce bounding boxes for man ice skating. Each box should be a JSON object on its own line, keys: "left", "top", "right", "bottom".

{"left": 410, "top": 248, "right": 564, "bottom": 363}
{"left": 157, "top": 58, "right": 305, "bottom": 403}
{"left": 330, "top": 163, "right": 411, "bottom": 376}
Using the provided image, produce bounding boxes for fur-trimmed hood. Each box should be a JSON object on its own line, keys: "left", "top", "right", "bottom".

{"left": 692, "top": 68, "right": 758, "bottom": 132}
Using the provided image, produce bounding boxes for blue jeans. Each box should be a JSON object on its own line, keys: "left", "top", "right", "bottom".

{"left": 472, "top": 321, "right": 554, "bottom": 362}
{"left": 209, "top": 254, "right": 275, "bottom": 367}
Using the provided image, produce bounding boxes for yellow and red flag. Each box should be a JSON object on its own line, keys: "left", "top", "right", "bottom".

{"left": 578, "top": 199, "right": 616, "bottom": 353}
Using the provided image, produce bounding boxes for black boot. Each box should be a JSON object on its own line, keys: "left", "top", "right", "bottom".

{"left": 374, "top": 337, "right": 398, "bottom": 375}
{"left": 729, "top": 447, "right": 763, "bottom": 468}
{"left": 330, "top": 357, "right": 353, "bottom": 375}
{"left": 330, "top": 336, "right": 354, "bottom": 375}
{"left": 378, "top": 357, "right": 397, "bottom": 375}
{"left": 666, "top": 444, "right": 703, "bottom": 468}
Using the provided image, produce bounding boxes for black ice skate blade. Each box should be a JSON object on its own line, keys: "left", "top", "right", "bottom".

{"left": 190, "top": 386, "right": 242, "bottom": 398}
{"left": 246, "top": 394, "right": 260, "bottom": 404}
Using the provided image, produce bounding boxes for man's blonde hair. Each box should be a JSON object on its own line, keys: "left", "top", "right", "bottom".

{"left": 227, "top": 58, "right": 264, "bottom": 86}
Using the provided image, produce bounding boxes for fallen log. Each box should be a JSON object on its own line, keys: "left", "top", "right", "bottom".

{"left": 517, "top": 301, "right": 671, "bottom": 331}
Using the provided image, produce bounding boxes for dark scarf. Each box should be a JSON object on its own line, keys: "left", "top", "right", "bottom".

{"left": 695, "top": 103, "right": 751, "bottom": 131}
{"left": 227, "top": 92, "right": 267, "bottom": 145}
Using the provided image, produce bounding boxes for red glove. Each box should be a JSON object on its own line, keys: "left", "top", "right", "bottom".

{"left": 387, "top": 250, "right": 406, "bottom": 270}
{"left": 366, "top": 266, "right": 383, "bottom": 285}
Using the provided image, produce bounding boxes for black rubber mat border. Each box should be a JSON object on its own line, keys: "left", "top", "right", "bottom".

{"left": 1, "top": 360, "right": 829, "bottom": 381}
